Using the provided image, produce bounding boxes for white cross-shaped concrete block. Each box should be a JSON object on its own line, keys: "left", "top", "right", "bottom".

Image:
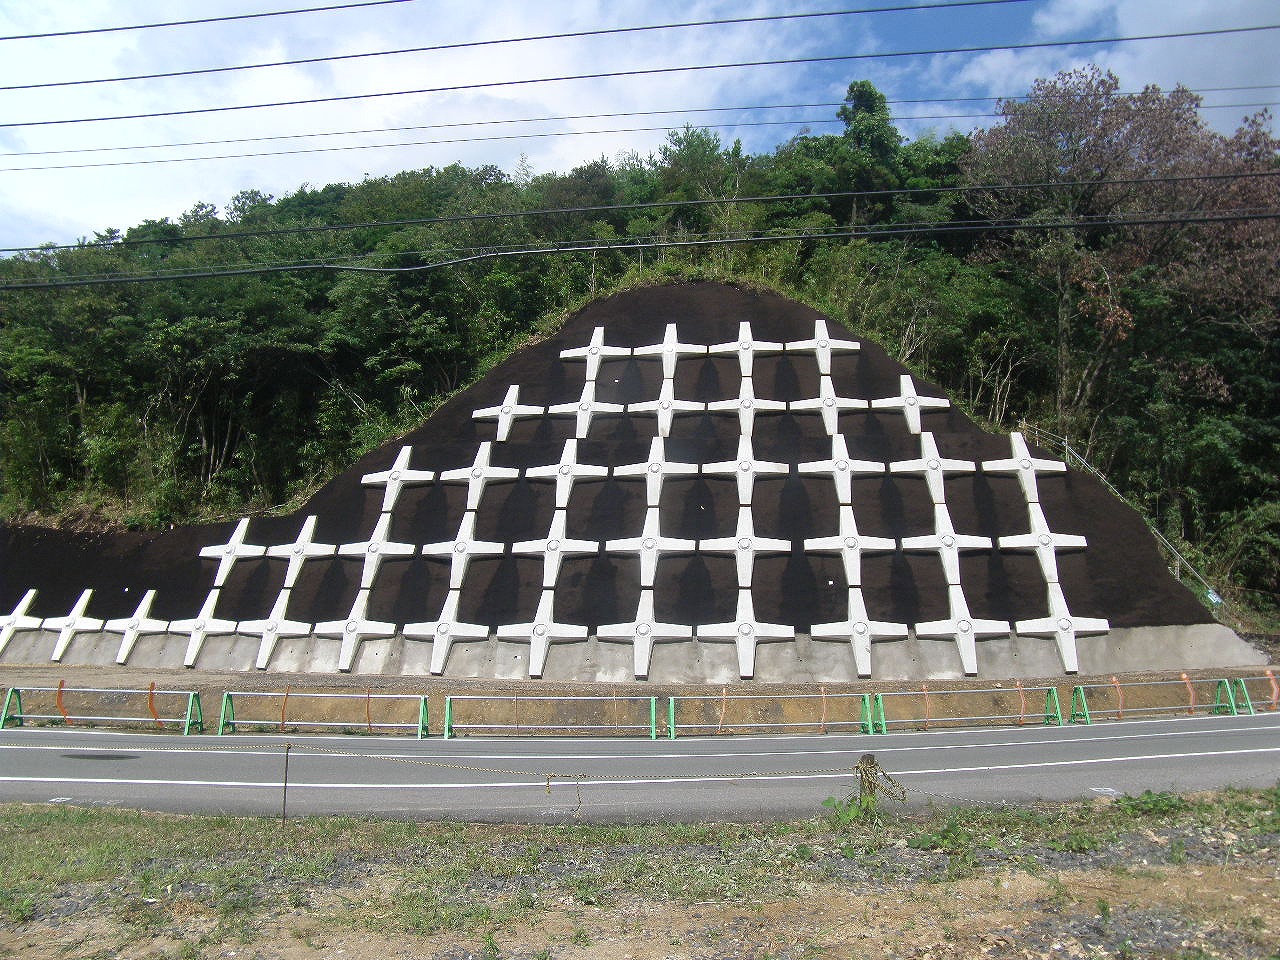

{"left": 789, "top": 374, "right": 868, "bottom": 436}
{"left": 266, "top": 515, "right": 337, "bottom": 590}
{"left": 811, "top": 588, "right": 908, "bottom": 677}
{"left": 902, "top": 503, "right": 992, "bottom": 585}
{"left": 199, "top": 517, "right": 266, "bottom": 588}
{"left": 0, "top": 589, "right": 41, "bottom": 657}
{"left": 804, "top": 504, "right": 896, "bottom": 587}
{"left": 170, "top": 589, "right": 238, "bottom": 667}
{"left": 890, "top": 431, "right": 975, "bottom": 505}
{"left": 361, "top": 445, "right": 435, "bottom": 514}
{"left": 706, "top": 376, "right": 786, "bottom": 435}
{"left": 798, "top": 434, "right": 884, "bottom": 504}
{"left": 1015, "top": 581, "right": 1109, "bottom": 674}
{"left": 870, "top": 375, "right": 950, "bottom": 434}
{"left": 314, "top": 588, "right": 397, "bottom": 672}
{"left": 472, "top": 384, "right": 544, "bottom": 442}
{"left": 103, "top": 590, "right": 170, "bottom": 665}
{"left": 421, "top": 510, "right": 506, "bottom": 590}
{"left": 707, "top": 321, "right": 784, "bottom": 378}
{"left": 612, "top": 435, "right": 700, "bottom": 507}
{"left": 496, "top": 589, "right": 589, "bottom": 678}
{"left": 513, "top": 509, "right": 600, "bottom": 589}
{"left": 914, "top": 584, "right": 1010, "bottom": 676}
{"left": 548, "top": 379, "right": 625, "bottom": 439}
{"left": 239, "top": 590, "right": 313, "bottom": 670}
{"left": 702, "top": 435, "right": 788, "bottom": 505}
{"left": 697, "top": 589, "right": 794, "bottom": 679}
{"left": 403, "top": 590, "right": 490, "bottom": 675}
{"left": 631, "top": 323, "right": 707, "bottom": 379}
{"left": 439, "top": 441, "right": 520, "bottom": 511}
{"left": 626, "top": 379, "right": 705, "bottom": 437}
{"left": 699, "top": 505, "right": 790, "bottom": 589}
{"left": 338, "top": 514, "right": 416, "bottom": 591}
{"left": 784, "top": 318, "right": 860, "bottom": 376}
{"left": 597, "top": 589, "right": 694, "bottom": 679}
{"left": 524, "top": 438, "right": 609, "bottom": 509}
{"left": 998, "top": 501, "right": 1087, "bottom": 584}
{"left": 46, "top": 589, "right": 102, "bottom": 662}
{"left": 604, "top": 504, "right": 696, "bottom": 588}
{"left": 982, "top": 431, "right": 1066, "bottom": 504}
{"left": 560, "top": 325, "right": 631, "bottom": 382}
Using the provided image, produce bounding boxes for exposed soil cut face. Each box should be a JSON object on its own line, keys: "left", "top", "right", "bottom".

{"left": 1, "top": 281, "right": 1221, "bottom": 683}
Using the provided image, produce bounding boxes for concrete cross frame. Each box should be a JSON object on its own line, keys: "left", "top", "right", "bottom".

{"left": 790, "top": 374, "right": 868, "bottom": 436}
{"left": 496, "top": 589, "right": 588, "bottom": 678}
{"left": 915, "top": 583, "right": 1011, "bottom": 676}
{"left": 626, "top": 378, "right": 705, "bottom": 437}
{"left": 706, "top": 376, "right": 786, "bottom": 435}
{"left": 420, "top": 510, "right": 506, "bottom": 591}
{"left": 890, "top": 431, "right": 976, "bottom": 505}
{"left": 597, "top": 588, "right": 694, "bottom": 679}
{"left": 438, "top": 441, "right": 520, "bottom": 511}
{"left": 631, "top": 322, "right": 706, "bottom": 379}
{"left": 699, "top": 505, "right": 790, "bottom": 590}
{"left": 239, "top": 591, "right": 313, "bottom": 670}
{"left": 313, "top": 588, "right": 396, "bottom": 672}
{"left": 559, "top": 325, "right": 631, "bottom": 382}
{"left": 199, "top": 517, "right": 266, "bottom": 588}
{"left": 804, "top": 504, "right": 896, "bottom": 587}
{"left": 402, "top": 589, "right": 489, "bottom": 676}
{"left": 604, "top": 504, "right": 696, "bottom": 588}
{"left": 512, "top": 508, "right": 600, "bottom": 589}
{"left": 811, "top": 587, "right": 908, "bottom": 677}
{"left": 361, "top": 445, "right": 436, "bottom": 514}
{"left": 524, "top": 438, "right": 608, "bottom": 510}
{"left": 697, "top": 589, "right": 794, "bottom": 679}
{"left": 612, "top": 438, "right": 700, "bottom": 509}
{"left": 0, "top": 589, "right": 40, "bottom": 658}
{"left": 798, "top": 433, "right": 884, "bottom": 504}
{"left": 46, "top": 589, "right": 101, "bottom": 662}
{"left": 702, "top": 435, "right": 788, "bottom": 506}
{"left": 170, "top": 589, "right": 238, "bottom": 667}
{"left": 1015, "top": 581, "right": 1110, "bottom": 674}
{"left": 783, "top": 317, "right": 860, "bottom": 376}
{"left": 707, "top": 321, "right": 784, "bottom": 378}
{"left": 981, "top": 431, "right": 1065, "bottom": 503}
{"left": 472, "top": 384, "right": 544, "bottom": 442}
{"left": 548, "top": 379, "right": 625, "bottom": 439}
{"left": 901, "top": 503, "right": 993, "bottom": 585}
{"left": 266, "top": 515, "right": 337, "bottom": 591}
{"left": 998, "top": 501, "right": 1088, "bottom": 584}
{"left": 103, "top": 589, "right": 169, "bottom": 665}
{"left": 338, "top": 513, "right": 416, "bottom": 591}
{"left": 871, "top": 375, "right": 950, "bottom": 435}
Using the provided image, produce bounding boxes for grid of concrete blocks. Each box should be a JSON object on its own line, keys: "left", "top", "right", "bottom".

{"left": 0, "top": 320, "right": 1107, "bottom": 679}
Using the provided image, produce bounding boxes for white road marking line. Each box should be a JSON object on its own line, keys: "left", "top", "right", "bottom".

{"left": 2, "top": 745, "right": 1278, "bottom": 790}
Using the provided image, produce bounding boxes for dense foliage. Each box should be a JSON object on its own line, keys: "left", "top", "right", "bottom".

{"left": 1, "top": 68, "right": 1276, "bottom": 623}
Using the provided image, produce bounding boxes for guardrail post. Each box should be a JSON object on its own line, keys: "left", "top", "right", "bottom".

{"left": 442, "top": 697, "right": 453, "bottom": 739}
{"left": 667, "top": 697, "right": 677, "bottom": 740}
{"left": 1230, "top": 678, "right": 1254, "bottom": 716}
{"left": 1069, "top": 686, "right": 1091, "bottom": 724}
{"left": 648, "top": 698, "right": 657, "bottom": 740}
{"left": 1212, "top": 679, "right": 1238, "bottom": 716}
{"left": 182, "top": 693, "right": 204, "bottom": 735}
{"left": 218, "top": 692, "right": 235, "bottom": 735}
{"left": 859, "top": 693, "right": 886, "bottom": 735}
{"left": 1044, "top": 688, "right": 1063, "bottom": 726}
{"left": 417, "top": 696, "right": 430, "bottom": 739}
{"left": 1, "top": 688, "right": 21, "bottom": 728}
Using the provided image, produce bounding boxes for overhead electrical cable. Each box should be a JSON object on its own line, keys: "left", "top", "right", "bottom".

{"left": 6, "top": 104, "right": 1278, "bottom": 173}
{"left": 5, "top": 87, "right": 1275, "bottom": 160}
{"left": 3, "top": 170, "right": 1276, "bottom": 254}
{"left": 2, "top": 208, "right": 1276, "bottom": 291}
{"left": 0, "top": 0, "right": 1036, "bottom": 91}
{"left": 5, "top": 23, "right": 1277, "bottom": 129}
{"left": 0, "top": 0, "right": 416, "bottom": 41}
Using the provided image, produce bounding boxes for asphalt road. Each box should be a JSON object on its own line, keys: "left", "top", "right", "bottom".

{"left": 1, "top": 713, "right": 1278, "bottom": 822}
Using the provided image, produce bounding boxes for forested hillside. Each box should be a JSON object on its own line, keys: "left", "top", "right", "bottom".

{"left": 1, "top": 68, "right": 1277, "bottom": 624}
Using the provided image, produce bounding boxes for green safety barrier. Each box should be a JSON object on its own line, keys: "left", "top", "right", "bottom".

{"left": 180, "top": 693, "right": 205, "bottom": 735}
{"left": 1044, "top": 687, "right": 1064, "bottom": 726}
{"left": 1069, "top": 686, "right": 1092, "bottom": 724}
{"left": 219, "top": 691, "right": 428, "bottom": 738}
{"left": 1, "top": 688, "right": 22, "bottom": 728}
{"left": 1230, "top": 677, "right": 1255, "bottom": 715}
{"left": 1212, "top": 679, "right": 1240, "bottom": 716}
{"left": 860, "top": 692, "right": 887, "bottom": 734}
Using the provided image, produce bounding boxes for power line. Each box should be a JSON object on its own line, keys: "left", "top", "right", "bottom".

{"left": 5, "top": 104, "right": 1274, "bottom": 175}
{"left": 0, "top": 0, "right": 416, "bottom": 42}
{"left": 2, "top": 208, "right": 1275, "bottom": 291}
{"left": 0, "top": 1, "right": 1035, "bottom": 91}
{"left": 5, "top": 23, "right": 1277, "bottom": 130}
{"left": 5, "top": 87, "right": 1275, "bottom": 161}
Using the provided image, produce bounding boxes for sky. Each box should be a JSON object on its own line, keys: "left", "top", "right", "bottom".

{"left": 0, "top": 0, "right": 1275, "bottom": 250}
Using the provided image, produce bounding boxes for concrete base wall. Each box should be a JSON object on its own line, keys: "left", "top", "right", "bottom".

{"left": 1, "top": 623, "right": 1267, "bottom": 682}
